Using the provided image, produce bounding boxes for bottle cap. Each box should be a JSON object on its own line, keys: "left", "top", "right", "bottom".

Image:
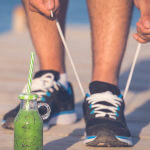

{"left": 19, "top": 93, "right": 38, "bottom": 100}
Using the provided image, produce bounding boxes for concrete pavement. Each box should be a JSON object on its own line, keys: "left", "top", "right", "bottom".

{"left": 0, "top": 26, "right": 150, "bottom": 150}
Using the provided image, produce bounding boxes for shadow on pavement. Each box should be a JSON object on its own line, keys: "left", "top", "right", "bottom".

{"left": 126, "top": 99, "right": 150, "bottom": 145}
{"left": 44, "top": 100, "right": 84, "bottom": 150}
{"left": 44, "top": 58, "right": 150, "bottom": 149}
{"left": 44, "top": 100, "right": 150, "bottom": 149}
{"left": 44, "top": 128, "right": 84, "bottom": 150}
{"left": 120, "top": 59, "right": 150, "bottom": 93}
{"left": 75, "top": 100, "right": 83, "bottom": 121}
{"left": 120, "top": 58, "right": 150, "bottom": 145}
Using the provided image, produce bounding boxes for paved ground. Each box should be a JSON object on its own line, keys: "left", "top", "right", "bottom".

{"left": 0, "top": 26, "right": 150, "bottom": 150}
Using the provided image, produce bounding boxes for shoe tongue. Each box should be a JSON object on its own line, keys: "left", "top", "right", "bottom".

{"left": 89, "top": 81, "right": 120, "bottom": 95}
{"left": 34, "top": 70, "right": 60, "bottom": 81}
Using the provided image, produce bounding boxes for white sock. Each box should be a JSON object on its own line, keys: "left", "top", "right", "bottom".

{"left": 58, "top": 73, "right": 68, "bottom": 89}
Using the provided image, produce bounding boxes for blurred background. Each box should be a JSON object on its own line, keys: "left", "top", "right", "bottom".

{"left": 2, "top": 2, "right": 150, "bottom": 150}
{"left": 0, "top": 0, "right": 140, "bottom": 34}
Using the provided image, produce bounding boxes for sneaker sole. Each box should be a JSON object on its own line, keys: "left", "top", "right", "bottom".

{"left": 84, "top": 131, "right": 132, "bottom": 147}
{"left": 1, "top": 119, "right": 14, "bottom": 130}
{"left": 43, "top": 110, "right": 77, "bottom": 131}
{"left": 2, "top": 111, "right": 77, "bottom": 131}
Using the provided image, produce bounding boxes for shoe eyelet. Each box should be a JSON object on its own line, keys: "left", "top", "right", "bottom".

{"left": 46, "top": 91, "right": 51, "bottom": 97}
{"left": 41, "top": 96, "right": 46, "bottom": 102}
{"left": 90, "top": 109, "right": 95, "bottom": 115}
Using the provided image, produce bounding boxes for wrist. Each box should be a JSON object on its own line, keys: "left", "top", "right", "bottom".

{"left": 135, "top": 0, "right": 150, "bottom": 16}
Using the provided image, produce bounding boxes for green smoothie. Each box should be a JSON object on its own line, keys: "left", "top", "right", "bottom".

{"left": 14, "top": 109, "right": 43, "bottom": 150}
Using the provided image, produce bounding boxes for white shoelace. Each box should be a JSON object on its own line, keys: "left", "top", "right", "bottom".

{"left": 23, "top": 73, "right": 60, "bottom": 100}
{"left": 87, "top": 91, "right": 122, "bottom": 120}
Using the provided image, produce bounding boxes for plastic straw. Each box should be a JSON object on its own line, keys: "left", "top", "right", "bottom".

{"left": 27, "top": 52, "right": 35, "bottom": 94}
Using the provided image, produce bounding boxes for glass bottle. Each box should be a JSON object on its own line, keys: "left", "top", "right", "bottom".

{"left": 14, "top": 94, "right": 50, "bottom": 150}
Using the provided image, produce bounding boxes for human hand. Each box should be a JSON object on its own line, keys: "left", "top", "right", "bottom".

{"left": 133, "top": 0, "right": 150, "bottom": 43}
{"left": 29, "top": 0, "right": 60, "bottom": 17}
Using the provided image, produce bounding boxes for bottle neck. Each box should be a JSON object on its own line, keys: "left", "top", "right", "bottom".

{"left": 20, "top": 100, "right": 38, "bottom": 110}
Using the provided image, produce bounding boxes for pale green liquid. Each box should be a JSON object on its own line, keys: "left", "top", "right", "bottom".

{"left": 14, "top": 109, "right": 43, "bottom": 150}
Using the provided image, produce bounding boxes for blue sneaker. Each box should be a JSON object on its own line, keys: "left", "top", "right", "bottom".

{"left": 2, "top": 70, "right": 77, "bottom": 130}
{"left": 83, "top": 81, "right": 132, "bottom": 147}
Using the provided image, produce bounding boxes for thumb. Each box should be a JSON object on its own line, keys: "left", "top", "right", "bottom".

{"left": 140, "top": 16, "right": 150, "bottom": 29}
{"left": 44, "top": 0, "right": 55, "bottom": 10}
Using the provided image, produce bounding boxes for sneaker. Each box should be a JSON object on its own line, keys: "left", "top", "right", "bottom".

{"left": 83, "top": 81, "right": 132, "bottom": 147}
{"left": 1, "top": 70, "right": 77, "bottom": 130}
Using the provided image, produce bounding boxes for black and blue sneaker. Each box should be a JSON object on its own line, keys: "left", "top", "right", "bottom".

{"left": 83, "top": 81, "right": 132, "bottom": 147}
{"left": 1, "top": 70, "right": 77, "bottom": 130}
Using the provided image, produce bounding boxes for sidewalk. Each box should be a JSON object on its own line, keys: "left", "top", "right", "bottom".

{"left": 0, "top": 26, "right": 150, "bottom": 150}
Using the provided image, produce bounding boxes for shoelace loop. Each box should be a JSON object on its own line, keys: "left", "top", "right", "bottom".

{"left": 87, "top": 91, "right": 122, "bottom": 120}
{"left": 23, "top": 73, "right": 60, "bottom": 101}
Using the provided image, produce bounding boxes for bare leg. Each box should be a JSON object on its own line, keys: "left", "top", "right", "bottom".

{"left": 87, "top": 0, "right": 133, "bottom": 85}
{"left": 22, "top": 0, "right": 68, "bottom": 73}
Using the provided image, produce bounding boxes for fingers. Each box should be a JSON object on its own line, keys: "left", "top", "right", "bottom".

{"left": 44, "top": 0, "right": 59, "bottom": 11}
{"left": 134, "top": 16, "right": 150, "bottom": 43}
{"left": 133, "top": 33, "right": 147, "bottom": 43}
{"left": 54, "top": 0, "right": 60, "bottom": 12}
{"left": 47, "top": 0, "right": 60, "bottom": 17}
{"left": 29, "top": 0, "right": 60, "bottom": 17}
{"left": 29, "top": 0, "right": 51, "bottom": 16}
{"left": 137, "top": 22, "right": 150, "bottom": 35}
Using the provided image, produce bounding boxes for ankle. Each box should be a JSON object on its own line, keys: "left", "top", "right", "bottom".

{"left": 92, "top": 68, "right": 119, "bottom": 85}
{"left": 134, "top": 0, "right": 150, "bottom": 15}
{"left": 92, "top": 75, "right": 118, "bottom": 86}
{"left": 40, "top": 64, "right": 65, "bottom": 74}
{"left": 35, "top": 70, "right": 68, "bottom": 89}
{"left": 58, "top": 73, "right": 68, "bottom": 89}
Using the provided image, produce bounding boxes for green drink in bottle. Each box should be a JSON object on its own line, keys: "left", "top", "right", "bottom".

{"left": 14, "top": 94, "right": 50, "bottom": 150}
{"left": 14, "top": 52, "right": 50, "bottom": 150}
